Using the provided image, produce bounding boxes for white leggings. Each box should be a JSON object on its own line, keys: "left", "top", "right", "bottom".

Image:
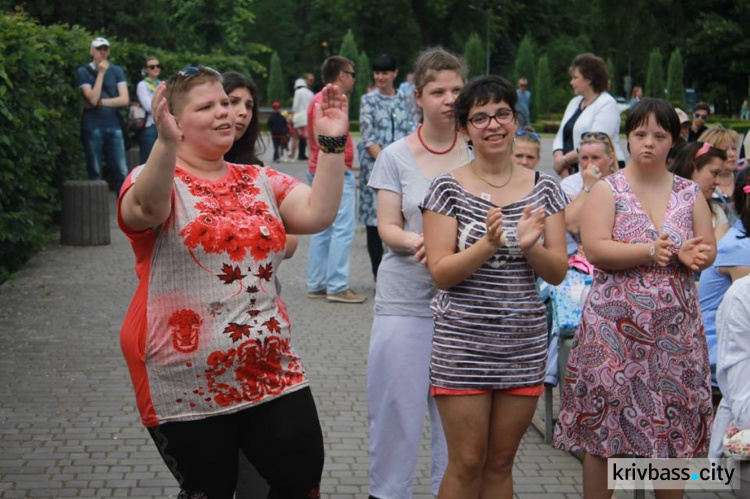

{"left": 367, "top": 315, "right": 447, "bottom": 498}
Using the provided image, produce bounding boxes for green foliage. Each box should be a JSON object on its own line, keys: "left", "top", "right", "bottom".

{"left": 535, "top": 55, "right": 552, "bottom": 116}
{"left": 338, "top": 30, "right": 361, "bottom": 119}
{"left": 464, "top": 33, "right": 486, "bottom": 79}
{"left": 0, "top": 12, "right": 89, "bottom": 280}
{"left": 606, "top": 58, "right": 617, "bottom": 96}
{"left": 514, "top": 35, "right": 535, "bottom": 84}
{"left": 666, "top": 49, "right": 685, "bottom": 105}
{"left": 267, "top": 52, "right": 285, "bottom": 104}
{"left": 357, "top": 52, "right": 371, "bottom": 102}
{"left": 645, "top": 49, "right": 665, "bottom": 98}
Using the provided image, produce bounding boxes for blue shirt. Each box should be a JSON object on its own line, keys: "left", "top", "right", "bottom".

{"left": 516, "top": 89, "right": 531, "bottom": 124}
{"left": 699, "top": 220, "right": 750, "bottom": 377}
{"left": 76, "top": 63, "right": 127, "bottom": 129}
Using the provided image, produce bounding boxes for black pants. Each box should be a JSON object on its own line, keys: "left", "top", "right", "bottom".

{"left": 148, "top": 387, "right": 324, "bottom": 499}
{"left": 366, "top": 225, "right": 383, "bottom": 279}
{"left": 298, "top": 137, "right": 307, "bottom": 159}
{"left": 271, "top": 137, "right": 282, "bottom": 160}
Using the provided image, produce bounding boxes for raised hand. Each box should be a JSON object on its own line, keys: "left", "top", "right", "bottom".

{"left": 678, "top": 236, "right": 712, "bottom": 271}
{"left": 582, "top": 165, "right": 602, "bottom": 191}
{"left": 314, "top": 84, "right": 349, "bottom": 137}
{"left": 650, "top": 233, "right": 673, "bottom": 267}
{"left": 151, "top": 83, "right": 180, "bottom": 146}
{"left": 517, "top": 205, "right": 546, "bottom": 251}
{"left": 485, "top": 207, "right": 504, "bottom": 249}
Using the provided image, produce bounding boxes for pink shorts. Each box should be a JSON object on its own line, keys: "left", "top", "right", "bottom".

{"left": 430, "top": 384, "right": 545, "bottom": 397}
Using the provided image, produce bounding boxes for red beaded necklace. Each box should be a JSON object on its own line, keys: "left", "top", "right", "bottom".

{"left": 417, "top": 124, "right": 458, "bottom": 155}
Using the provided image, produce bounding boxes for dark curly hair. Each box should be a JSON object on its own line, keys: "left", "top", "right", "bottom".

{"left": 570, "top": 53, "right": 609, "bottom": 94}
{"left": 222, "top": 72, "right": 264, "bottom": 165}
{"left": 454, "top": 75, "right": 517, "bottom": 129}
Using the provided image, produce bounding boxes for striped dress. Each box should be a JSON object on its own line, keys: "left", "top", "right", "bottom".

{"left": 421, "top": 172, "right": 568, "bottom": 390}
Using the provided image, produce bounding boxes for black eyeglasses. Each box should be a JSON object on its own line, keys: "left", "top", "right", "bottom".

{"left": 343, "top": 70, "right": 356, "bottom": 79}
{"left": 694, "top": 113, "right": 708, "bottom": 120}
{"left": 147, "top": 64, "right": 161, "bottom": 70}
{"left": 581, "top": 131, "right": 609, "bottom": 141}
{"left": 516, "top": 130, "right": 540, "bottom": 139}
{"left": 467, "top": 109, "right": 515, "bottom": 129}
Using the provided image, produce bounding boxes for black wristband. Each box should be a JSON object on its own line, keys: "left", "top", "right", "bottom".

{"left": 318, "top": 135, "right": 347, "bottom": 154}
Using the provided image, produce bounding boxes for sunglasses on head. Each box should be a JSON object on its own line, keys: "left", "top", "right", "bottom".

{"left": 694, "top": 113, "right": 708, "bottom": 120}
{"left": 516, "top": 130, "right": 540, "bottom": 139}
{"left": 147, "top": 64, "right": 161, "bottom": 70}
{"left": 581, "top": 131, "right": 609, "bottom": 141}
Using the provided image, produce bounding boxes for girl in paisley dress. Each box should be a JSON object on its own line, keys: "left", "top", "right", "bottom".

{"left": 553, "top": 99, "right": 717, "bottom": 499}
{"left": 118, "top": 67, "right": 349, "bottom": 498}
{"left": 358, "top": 54, "right": 418, "bottom": 279}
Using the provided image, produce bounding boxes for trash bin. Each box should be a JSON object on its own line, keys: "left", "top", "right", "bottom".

{"left": 60, "top": 180, "right": 110, "bottom": 246}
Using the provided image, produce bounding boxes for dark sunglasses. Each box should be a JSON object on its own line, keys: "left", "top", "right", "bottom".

{"left": 147, "top": 64, "right": 161, "bottom": 70}
{"left": 581, "top": 131, "right": 609, "bottom": 141}
{"left": 694, "top": 113, "right": 708, "bottom": 120}
{"left": 343, "top": 70, "right": 357, "bottom": 79}
{"left": 516, "top": 130, "right": 540, "bottom": 139}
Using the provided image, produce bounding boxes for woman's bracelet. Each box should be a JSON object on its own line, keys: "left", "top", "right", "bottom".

{"left": 318, "top": 135, "right": 347, "bottom": 154}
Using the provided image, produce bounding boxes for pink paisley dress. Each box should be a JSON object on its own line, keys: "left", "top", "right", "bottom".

{"left": 553, "top": 171, "right": 713, "bottom": 458}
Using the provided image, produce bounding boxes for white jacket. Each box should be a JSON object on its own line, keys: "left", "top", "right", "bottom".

{"left": 552, "top": 92, "right": 625, "bottom": 162}
{"left": 292, "top": 86, "right": 314, "bottom": 128}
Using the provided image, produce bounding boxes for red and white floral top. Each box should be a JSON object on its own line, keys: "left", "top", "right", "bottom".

{"left": 117, "top": 163, "right": 304, "bottom": 427}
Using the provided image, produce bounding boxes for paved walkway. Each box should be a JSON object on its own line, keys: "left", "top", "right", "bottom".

{"left": 0, "top": 140, "right": 735, "bottom": 498}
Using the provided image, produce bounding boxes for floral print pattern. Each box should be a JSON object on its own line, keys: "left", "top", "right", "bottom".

{"left": 358, "top": 90, "right": 417, "bottom": 226}
{"left": 553, "top": 171, "right": 713, "bottom": 458}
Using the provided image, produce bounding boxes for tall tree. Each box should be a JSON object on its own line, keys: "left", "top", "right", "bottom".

{"left": 645, "top": 48, "right": 665, "bottom": 98}
{"left": 514, "top": 35, "right": 536, "bottom": 85}
{"left": 535, "top": 55, "right": 551, "bottom": 116}
{"left": 606, "top": 57, "right": 617, "bottom": 96}
{"left": 339, "top": 30, "right": 361, "bottom": 118}
{"left": 666, "top": 48, "right": 685, "bottom": 105}
{"left": 464, "top": 33, "right": 486, "bottom": 79}
{"left": 357, "top": 52, "right": 371, "bottom": 102}
{"left": 267, "top": 52, "right": 285, "bottom": 105}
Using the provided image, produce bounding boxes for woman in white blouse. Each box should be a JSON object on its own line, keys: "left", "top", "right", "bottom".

{"left": 136, "top": 56, "right": 161, "bottom": 163}
{"left": 552, "top": 53, "right": 625, "bottom": 177}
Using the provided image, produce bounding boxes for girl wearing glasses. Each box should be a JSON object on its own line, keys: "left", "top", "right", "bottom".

{"left": 365, "top": 47, "right": 465, "bottom": 499}
{"left": 554, "top": 99, "right": 716, "bottom": 498}
{"left": 421, "top": 75, "right": 568, "bottom": 498}
{"left": 136, "top": 57, "right": 161, "bottom": 163}
{"left": 118, "top": 67, "right": 349, "bottom": 498}
{"left": 552, "top": 53, "right": 625, "bottom": 177}
{"left": 512, "top": 128, "right": 541, "bottom": 170}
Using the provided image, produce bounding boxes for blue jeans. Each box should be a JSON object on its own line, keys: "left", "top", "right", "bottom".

{"left": 306, "top": 170, "right": 356, "bottom": 295}
{"left": 81, "top": 124, "right": 129, "bottom": 193}
{"left": 139, "top": 125, "right": 158, "bottom": 164}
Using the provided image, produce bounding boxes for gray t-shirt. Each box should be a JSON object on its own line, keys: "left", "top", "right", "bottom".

{"left": 367, "top": 139, "right": 437, "bottom": 317}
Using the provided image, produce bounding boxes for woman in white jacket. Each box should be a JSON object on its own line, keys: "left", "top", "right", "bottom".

{"left": 552, "top": 53, "right": 625, "bottom": 177}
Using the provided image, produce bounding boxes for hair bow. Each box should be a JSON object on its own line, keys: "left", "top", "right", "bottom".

{"left": 695, "top": 142, "right": 713, "bottom": 159}
{"left": 743, "top": 185, "right": 750, "bottom": 194}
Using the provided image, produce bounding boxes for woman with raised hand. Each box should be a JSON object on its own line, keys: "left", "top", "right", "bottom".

{"left": 552, "top": 53, "right": 625, "bottom": 177}
{"left": 554, "top": 99, "right": 716, "bottom": 499}
{"left": 421, "top": 75, "right": 568, "bottom": 498}
{"left": 118, "top": 66, "right": 349, "bottom": 499}
{"left": 365, "top": 47, "right": 465, "bottom": 499}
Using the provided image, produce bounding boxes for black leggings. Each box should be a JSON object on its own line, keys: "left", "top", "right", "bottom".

{"left": 366, "top": 225, "right": 383, "bottom": 279}
{"left": 148, "top": 387, "right": 324, "bottom": 499}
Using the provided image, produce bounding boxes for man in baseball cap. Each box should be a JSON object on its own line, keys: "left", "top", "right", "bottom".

{"left": 675, "top": 108, "right": 690, "bottom": 140}
{"left": 75, "top": 36, "right": 130, "bottom": 192}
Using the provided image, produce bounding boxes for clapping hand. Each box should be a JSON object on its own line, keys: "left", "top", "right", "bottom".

{"left": 485, "top": 207, "right": 504, "bottom": 248}
{"left": 678, "top": 236, "right": 712, "bottom": 271}
{"left": 151, "top": 83, "right": 180, "bottom": 146}
{"left": 517, "top": 205, "right": 546, "bottom": 251}
{"left": 650, "top": 233, "right": 673, "bottom": 267}
{"left": 314, "top": 84, "right": 349, "bottom": 138}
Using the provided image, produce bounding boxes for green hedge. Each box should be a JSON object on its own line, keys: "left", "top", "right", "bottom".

{"left": 0, "top": 12, "right": 265, "bottom": 281}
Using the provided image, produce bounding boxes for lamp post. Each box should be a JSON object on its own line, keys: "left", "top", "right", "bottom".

{"left": 469, "top": 5, "right": 491, "bottom": 75}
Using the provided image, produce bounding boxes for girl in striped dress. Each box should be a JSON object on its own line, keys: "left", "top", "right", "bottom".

{"left": 421, "top": 75, "right": 569, "bottom": 498}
